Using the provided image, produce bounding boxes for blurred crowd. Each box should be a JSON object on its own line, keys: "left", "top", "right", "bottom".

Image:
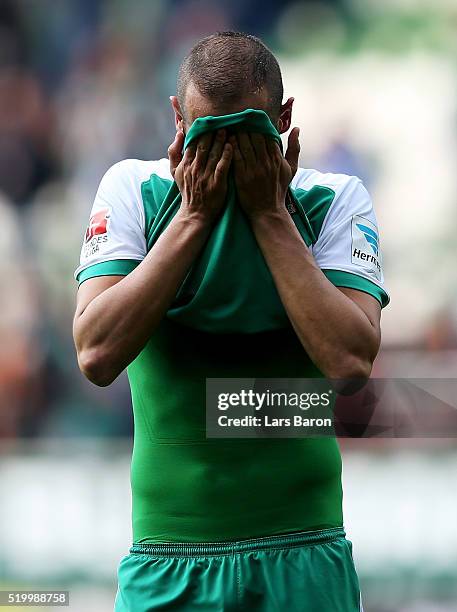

{"left": 1, "top": 0, "right": 457, "bottom": 440}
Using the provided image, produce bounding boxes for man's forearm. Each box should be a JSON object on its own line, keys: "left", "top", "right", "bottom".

{"left": 74, "top": 211, "right": 212, "bottom": 385}
{"left": 250, "top": 209, "right": 380, "bottom": 379}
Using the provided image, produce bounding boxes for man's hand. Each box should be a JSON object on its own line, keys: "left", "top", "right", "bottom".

{"left": 230, "top": 128, "right": 300, "bottom": 219}
{"left": 168, "top": 129, "right": 233, "bottom": 225}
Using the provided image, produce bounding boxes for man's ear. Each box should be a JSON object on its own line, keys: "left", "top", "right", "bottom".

{"left": 277, "top": 97, "right": 294, "bottom": 134}
{"left": 170, "top": 96, "right": 185, "bottom": 132}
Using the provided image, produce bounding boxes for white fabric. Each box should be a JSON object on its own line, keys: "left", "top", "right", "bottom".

{"left": 74, "top": 159, "right": 170, "bottom": 279}
{"left": 293, "top": 168, "right": 385, "bottom": 287}
{"left": 76, "top": 160, "right": 386, "bottom": 299}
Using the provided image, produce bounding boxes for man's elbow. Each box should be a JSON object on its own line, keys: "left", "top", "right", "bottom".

{"left": 327, "top": 355, "right": 373, "bottom": 395}
{"left": 335, "top": 355, "right": 373, "bottom": 380}
{"left": 77, "top": 346, "right": 119, "bottom": 387}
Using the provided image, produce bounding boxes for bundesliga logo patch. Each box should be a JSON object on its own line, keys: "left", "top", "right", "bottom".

{"left": 85, "top": 208, "right": 110, "bottom": 242}
{"left": 84, "top": 208, "right": 110, "bottom": 258}
{"left": 351, "top": 215, "right": 382, "bottom": 281}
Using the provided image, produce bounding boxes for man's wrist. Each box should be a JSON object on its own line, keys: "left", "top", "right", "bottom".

{"left": 248, "top": 203, "right": 317, "bottom": 266}
{"left": 247, "top": 204, "right": 291, "bottom": 229}
{"left": 174, "top": 206, "right": 215, "bottom": 232}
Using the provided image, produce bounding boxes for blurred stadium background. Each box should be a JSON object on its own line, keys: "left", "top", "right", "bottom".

{"left": 0, "top": 0, "right": 456, "bottom": 610}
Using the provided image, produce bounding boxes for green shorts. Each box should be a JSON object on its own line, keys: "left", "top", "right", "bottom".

{"left": 114, "top": 527, "right": 362, "bottom": 611}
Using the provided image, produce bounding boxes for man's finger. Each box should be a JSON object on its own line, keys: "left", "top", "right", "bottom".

{"left": 168, "top": 130, "right": 185, "bottom": 177}
{"left": 230, "top": 135, "right": 245, "bottom": 173}
{"left": 237, "top": 132, "right": 256, "bottom": 166}
{"left": 250, "top": 133, "right": 268, "bottom": 161}
{"left": 206, "top": 129, "right": 226, "bottom": 172}
{"left": 183, "top": 143, "right": 196, "bottom": 164}
{"left": 194, "top": 132, "right": 213, "bottom": 169}
{"left": 285, "top": 127, "right": 300, "bottom": 177}
{"left": 265, "top": 137, "right": 282, "bottom": 162}
{"left": 214, "top": 143, "right": 233, "bottom": 183}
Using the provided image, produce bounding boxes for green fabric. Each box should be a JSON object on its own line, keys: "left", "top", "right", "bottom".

{"left": 76, "top": 110, "right": 385, "bottom": 550}
{"left": 115, "top": 528, "right": 361, "bottom": 611}
{"left": 141, "top": 173, "right": 174, "bottom": 237}
{"left": 77, "top": 259, "right": 140, "bottom": 284}
{"left": 294, "top": 185, "right": 335, "bottom": 237}
{"left": 77, "top": 258, "right": 388, "bottom": 308}
{"left": 323, "top": 269, "right": 389, "bottom": 307}
{"left": 144, "top": 108, "right": 317, "bottom": 333}
{"left": 128, "top": 318, "right": 343, "bottom": 543}
{"left": 139, "top": 177, "right": 336, "bottom": 257}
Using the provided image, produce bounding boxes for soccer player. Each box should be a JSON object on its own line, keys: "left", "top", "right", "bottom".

{"left": 73, "top": 32, "right": 388, "bottom": 611}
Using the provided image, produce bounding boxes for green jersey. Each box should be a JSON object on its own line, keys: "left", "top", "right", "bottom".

{"left": 75, "top": 113, "right": 388, "bottom": 543}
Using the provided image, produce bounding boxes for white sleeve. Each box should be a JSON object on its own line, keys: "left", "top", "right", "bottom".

{"left": 74, "top": 160, "right": 147, "bottom": 282}
{"left": 312, "top": 176, "right": 389, "bottom": 305}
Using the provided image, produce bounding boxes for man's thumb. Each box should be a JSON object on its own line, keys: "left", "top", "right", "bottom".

{"left": 285, "top": 127, "right": 300, "bottom": 177}
{"left": 168, "top": 130, "right": 184, "bottom": 177}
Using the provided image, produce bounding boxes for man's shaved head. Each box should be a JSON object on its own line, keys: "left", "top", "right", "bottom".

{"left": 177, "top": 31, "right": 284, "bottom": 122}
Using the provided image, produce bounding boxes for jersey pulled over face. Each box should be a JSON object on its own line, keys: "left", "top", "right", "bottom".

{"left": 75, "top": 159, "right": 389, "bottom": 543}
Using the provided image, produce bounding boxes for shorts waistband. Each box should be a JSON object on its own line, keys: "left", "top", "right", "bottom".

{"left": 130, "top": 527, "right": 346, "bottom": 557}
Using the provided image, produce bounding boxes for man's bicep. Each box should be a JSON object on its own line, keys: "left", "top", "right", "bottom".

{"left": 75, "top": 275, "right": 124, "bottom": 318}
